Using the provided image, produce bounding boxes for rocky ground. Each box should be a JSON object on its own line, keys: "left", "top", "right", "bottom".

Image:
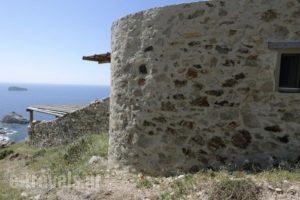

{"left": 1, "top": 135, "right": 300, "bottom": 200}
{"left": 1, "top": 153, "right": 300, "bottom": 200}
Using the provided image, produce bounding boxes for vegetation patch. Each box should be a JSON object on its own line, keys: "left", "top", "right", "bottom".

{"left": 0, "top": 149, "right": 14, "bottom": 160}
{"left": 209, "top": 179, "right": 260, "bottom": 200}
{"left": 63, "top": 137, "right": 90, "bottom": 164}
{"left": 1, "top": 134, "right": 300, "bottom": 199}
{"left": 136, "top": 178, "right": 153, "bottom": 189}
{"left": 154, "top": 175, "right": 196, "bottom": 200}
{"left": 30, "top": 133, "right": 109, "bottom": 178}
{"left": 255, "top": 168, "right": 300, "bottom": 183}
{"left": 153, "top": 170, "right": 265, "bottom": 200}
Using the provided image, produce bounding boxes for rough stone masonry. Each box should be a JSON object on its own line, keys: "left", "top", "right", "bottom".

{"left": 28, "top": 98, "right": 109, "bottom": 146}
{"left": 108, "top": 0, "right": 300, "bottom": 175}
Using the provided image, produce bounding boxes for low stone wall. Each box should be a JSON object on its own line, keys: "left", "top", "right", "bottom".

{"left": 109, "top": 0, "right": 300, "bottom": 175}
{"left": 28, "top": 98, "right": 109, "bottom": 147}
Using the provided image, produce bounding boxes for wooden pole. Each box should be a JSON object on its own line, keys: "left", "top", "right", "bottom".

{"left": 27, "top": 110, "right": 33, "bottom": 123}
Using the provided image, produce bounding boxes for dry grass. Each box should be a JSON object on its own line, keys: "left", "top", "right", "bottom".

{"left": 1, "top": 134, "right": 300, "bottom": 199}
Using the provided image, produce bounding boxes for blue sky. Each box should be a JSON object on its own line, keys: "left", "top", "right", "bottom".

{"left": 0, "top": 0, "right": 196, "bottom": 86}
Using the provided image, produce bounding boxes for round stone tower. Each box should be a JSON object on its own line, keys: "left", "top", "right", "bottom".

{"left": 109, "top": 0, "right": 300, "bottom": 175}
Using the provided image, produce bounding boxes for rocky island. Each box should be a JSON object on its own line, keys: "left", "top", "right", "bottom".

{"left": 8, "top": 86, "right": 28, "bottom": 91}
{"left": 1, "top": 112, "right": 29, "bottom": 124}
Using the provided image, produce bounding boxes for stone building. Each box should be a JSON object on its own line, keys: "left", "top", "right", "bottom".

{"left": 108, "top": 0, "right": 300, "bottom": 175}
{"left": 28, "top": 98, "right": 109, "bottom": 146}
{"left": 28, "top": 54, "right": 111, "bottom": 146}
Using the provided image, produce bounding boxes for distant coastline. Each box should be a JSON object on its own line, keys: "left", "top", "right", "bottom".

{"left": 8, "top": 86, "right": 28, "bottom": 91}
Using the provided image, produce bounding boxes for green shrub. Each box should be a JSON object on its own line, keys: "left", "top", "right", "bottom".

{"left": 63, "top": 137, "right": 89, "bottom": 164}
{"left": 63, "top": 133, "right": 108, "bottom": 164}
{"left": 32, "top": 149, "right": 46, "bottom": 158}
{"left": 0, "top": 150, "right": 14, "bottom": 160}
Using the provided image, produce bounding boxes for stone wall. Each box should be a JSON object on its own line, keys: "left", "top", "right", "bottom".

{"left": 109, "top": 0, "right": 300, "bottom": 175}
{"left": 28, "top": 98, "right": 109, "bottom": 146}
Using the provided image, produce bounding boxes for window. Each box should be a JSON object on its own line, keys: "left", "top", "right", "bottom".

{"left": 278, "top": 54, "right": 300, "bottom": 93}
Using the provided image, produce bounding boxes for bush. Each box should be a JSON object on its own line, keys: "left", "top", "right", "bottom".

{"left": 0, "top": 150, "right": 14, "bottom": 160}
{"left": 209, "top": 179, "right": 260, "bottom": 200}
{"left": 32, "top": 149, "right": 46, "bottom": 158}
{"left": 63, "top": 133, "right": 108, "bottom": 164}
{"left": 63, "top": 137, "right": 89, "bottom": 164}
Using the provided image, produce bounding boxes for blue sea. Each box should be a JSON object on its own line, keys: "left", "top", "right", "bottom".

{"left": 0, "top": 83, "right": 110, "bottom": 142}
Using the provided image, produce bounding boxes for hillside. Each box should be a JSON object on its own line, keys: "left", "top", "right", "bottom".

{"left": 0, "top": 133, "right": 300, "bottom": 200}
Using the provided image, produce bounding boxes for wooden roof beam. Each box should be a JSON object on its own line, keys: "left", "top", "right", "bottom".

{"left": 82, "top": 52, "right": 111, "bottom": 64}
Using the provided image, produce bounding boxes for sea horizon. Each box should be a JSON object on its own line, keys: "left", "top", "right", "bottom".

{"left": 0, "top": 81, "right": 110, "bottom": 87}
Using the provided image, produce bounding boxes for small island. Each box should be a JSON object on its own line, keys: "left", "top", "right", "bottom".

{"left": 1, "top": 112, "right": 29, "bottom": 124}
{"left": 8, "top": 86, "right": 28, "bottom": 91}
